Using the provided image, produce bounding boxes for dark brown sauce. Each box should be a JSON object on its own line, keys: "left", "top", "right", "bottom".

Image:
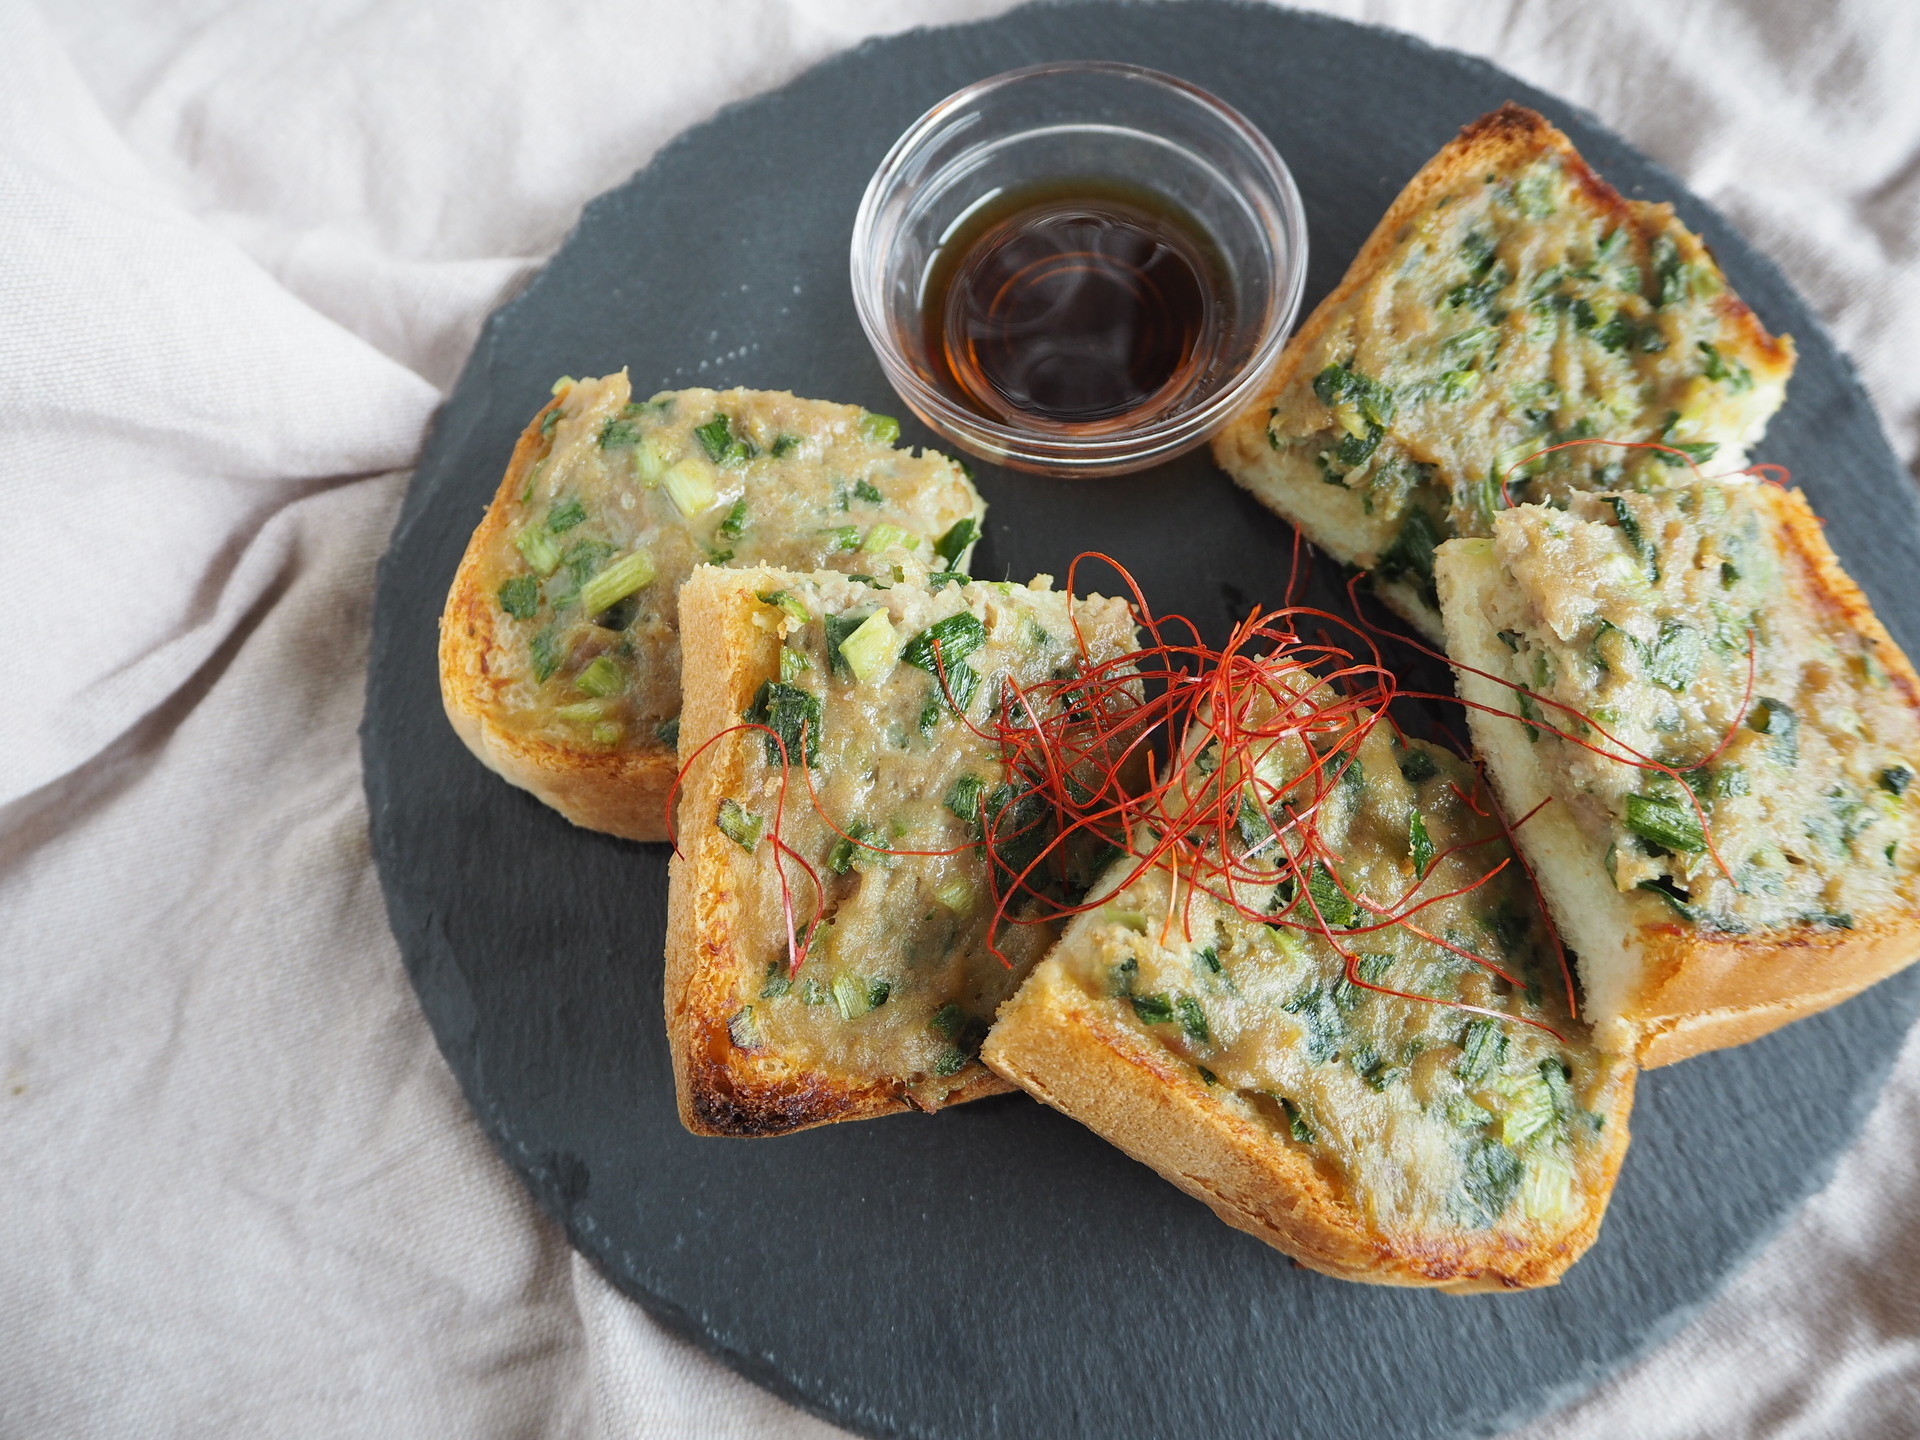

{"left": 917, "top": 181, "right": 1224, "bottom": 429}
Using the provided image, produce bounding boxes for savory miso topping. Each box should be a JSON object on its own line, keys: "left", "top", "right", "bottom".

{"left": 1224, "top": 110, "right": 1792, "bottom": 638}
{"left": 1016, "top": 614, "right": 1631, "bottom": 1245}
{"left": 691, "top": 567, "right": 1139, "bottom": 1101}
{"left": 471, "top": 373, "right": 983, "bottom": 754}
{"left": 1473, "top": 481, "right": 1920, "bottom": 930}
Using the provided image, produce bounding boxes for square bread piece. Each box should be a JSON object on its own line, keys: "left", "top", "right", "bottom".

{"left": 1437, "top": 480, "right": 1920, "bottom": 1066}
{"left": 440, "top": 371, "right": 984, "bottom": 841}
{"left": 1212, "top": 103, "right": 1794, "bottom": 640}
{"left": 985, "top": 719, "right": 1634, "bottom": 1291}
{"left": 667, "top": 563, "right": 1139, "bottom": 1136}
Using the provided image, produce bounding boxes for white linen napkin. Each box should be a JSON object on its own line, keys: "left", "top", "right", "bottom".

{"left": 3, "top": 2, "right": 1916, "bottom": 1436}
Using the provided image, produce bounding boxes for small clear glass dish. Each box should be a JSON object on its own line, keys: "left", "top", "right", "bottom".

{"left": 850, "top": 61, "right": 1307, "bottom": 478}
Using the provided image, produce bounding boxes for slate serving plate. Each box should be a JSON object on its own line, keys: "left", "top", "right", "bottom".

{"left": 363, "top": 4, "right": 1920, "bottom": 1437}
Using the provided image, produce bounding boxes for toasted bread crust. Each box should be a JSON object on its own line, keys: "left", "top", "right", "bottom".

{"left": 984, "top": 957, "right": 1634, "bottom": 1290}
{"left": 664, "top": 565, "right": 1012, "bottom": 1137}
{"left": 1437, "top": 487, "right": 1920, "bottom": 1066}
{"left": 439, "top": 397, "right": 678, "bottom": 841}
{"left": 1211, "top": 103, "right": 1793, "bottom": 640}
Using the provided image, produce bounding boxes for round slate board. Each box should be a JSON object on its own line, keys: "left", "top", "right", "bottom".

{"left": 364, "top": 5, "right": 1920, "bottom": 1437}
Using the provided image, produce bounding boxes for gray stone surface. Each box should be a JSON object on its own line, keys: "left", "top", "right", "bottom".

{"left": 363, "top": 4, "right": 1920, "bottom": 1436}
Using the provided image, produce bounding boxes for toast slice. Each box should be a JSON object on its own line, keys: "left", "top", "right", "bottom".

{"left": 666, "top": 563, "right": 1139, "bottom": 1135}
{"left": 1436, "top": 481, "right": 1920, "bottom": 1066}
{"left": 985, "top": 711, "right": 1635, "bottom": 1291}
{"left": 440, "top": 373, "right": 985, "bottom": 841}
{"left": 1212, "top": 104, "right": 1794, "bottom": 640}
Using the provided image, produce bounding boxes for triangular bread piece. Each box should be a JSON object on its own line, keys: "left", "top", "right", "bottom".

{"left": 667, "top": 563, "right": 1138, "bottom": 1134}
{"left": 1436, "top": 479, "right": 1920, "bottom": 1065}
{"left": 986, "top": 703, "right": 1634, "bottom": 1290}
{"left": 441, "top": 373, "right": 984, "bottom": 840}
{"left": 1213, "top": 104, "right": 1793, "bottom": 639}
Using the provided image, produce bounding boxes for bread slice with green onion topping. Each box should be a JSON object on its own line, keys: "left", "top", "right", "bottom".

{"left": 984, "top": 719, "right": 1635, "bottom": 1290}
{"left": 666, "top": 562, "right": 1138, "bottom": 1136}
{"left": 1436, "top": 480, "right": 1920, "bottom": 1065}
{"left": 1212, "top": 104, "right": 1794, "bottom": 640}
{"left": 440, "top": 372, "right": 985, "bottom": 841}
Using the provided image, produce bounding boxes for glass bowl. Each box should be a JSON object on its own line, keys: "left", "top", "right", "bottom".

{"left": 850, "top": 60, "right": 1308, "bottom": 478}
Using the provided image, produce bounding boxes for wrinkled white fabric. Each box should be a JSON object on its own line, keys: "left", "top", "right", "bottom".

{"left": 3, "top": 1, "right": 1916, "bottom": 1436}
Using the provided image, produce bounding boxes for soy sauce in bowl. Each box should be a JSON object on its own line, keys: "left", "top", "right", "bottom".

{"left": 921, "top": 181, "right": 1226, "bottom": 431}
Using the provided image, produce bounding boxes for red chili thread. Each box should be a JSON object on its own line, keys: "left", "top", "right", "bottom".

{"left": 667, "top": 554, "right": 1583, "bottom": 1037}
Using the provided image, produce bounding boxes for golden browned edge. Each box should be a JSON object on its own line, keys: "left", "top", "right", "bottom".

{"left": 1210, "top": 102, "right": 1795, "bottom": 641}
{"left": 438, "top": 395, "right": 680, "bottom": 842}
{"left": 984, "top": 957, "right": 1635, "bottom": 1291}
{"left": 664, "top": 565, "right": 1013, "bottom": 1138}
{"left": 1437, "top": 488, "right": 1920, "bottom": 1068}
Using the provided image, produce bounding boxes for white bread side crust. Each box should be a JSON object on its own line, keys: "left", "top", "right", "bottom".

{"left": 440, "top": 395, "right": 679, "bottom": 842}
{"left": 664, "top": 564, "right": 1012, "bottom": 1136}
{"left": 1436, "top": 487, "right": 1920, "bottom": 1066}
{"left": 1212, "top": 103, "right": 1795, "bottom": 643}
{"left": 985, "top": 926, "right": 1635, "bottom": 1291}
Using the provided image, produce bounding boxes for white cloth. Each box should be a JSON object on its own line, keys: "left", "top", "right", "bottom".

{"left": 3, "top": 1, "right": 1917, "bottom": 1435}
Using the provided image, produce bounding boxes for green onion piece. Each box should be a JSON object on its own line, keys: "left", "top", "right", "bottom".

{"left": 933, "top": 518, "right": 980, "bottom": 571}
{"left": 933, "top": 877, "right": 976, "bottom": 914}
{"left": 945, "top": 774, "right": 988, "bottom": 833}
{"left": 760, "top": 962, "right": 793, "bottom": 999}
{"left": 745, "top": 680, "right": 822, "bottom": 767}
{"left": 529, "top": 627, "right": 566, "bottom": 683}
{"left": 1305, "top": 862, "right": 1357, "bottom": 928}
{"left": 1496, "top": 1069, "right": 1560, "bottom": 1148}
{"left": 1747, "top": 696, "right": 1800, "bottom": 765}
{"left": 655, "top": 716, "right": 681, "bottom": 748}
{"left": 1195, "top": 946, "right": 1223, "bottom": 975}
{"left": 860, "top": 521, "right": 916, "bottom": 554}
{"left": 1409, "top": 809, "right": 1436, "bottom": 874}
{"left": 823, "top": 609, "right": 873, "bottom": 676}
{"left": 832, "top": 973, "right": 886, "bottom": 1020}
{"left": 554, "top": 700, "right": 608, "bottom": 723}
{"left": 836, "top": 609, "right": 897, "bottom": 685}
{"left": 550, "top": 376, "right": 575, "bottom": 395}
{"left": 1646, "top": 621, "right": 1704, "bottom": 692}
{"left": 1457, "top": 1017, "right": 1509, "bottom": 1084}
{"left": 498, "top": 575, "right": 540, "bottom": 619}
{"left": 1456, "top": 1139, "right": 1523, "bottom": 1227}
{"left": 818, "top": 525, "right": 860, "bottom": 551}
{"left": 901, "top": 612, "right": 987, "bottom": 673}
{"left": 853, "top": 478, "right": 884, "bottom": 504}
{"left": 632, "top": 437, "right": 666, "bottom": 486}
{"left": 858, "top": 412, "right": 900, "bottom": 445}
{"left": 1397, "top": 747, "right": 1439, "bottom": 784}
{"left": 547, "top": 498, "right": 587, "bottom": 533}
{"left": 540, "top": 407, "right": 564, "bottom": 438}
{"left": 662, "top": 461, "right": 718, "bottom": 518}
{"left": 519, "top": 458, "right": 546, "bottom": 505}
{"left": 770, "top": 434, "right": 801, "bottom": 458}
{"left": 756, "top": 589, "right": 812, "bottom": 625}
{"left": 1130, "top": 993, "right": 1174, "bottom": 1025}
{"left": 717, "top": 798, "right": 761, "bottom": 852}
{"left": 695, "top": 415, "right": 735, "bottom": 464}
{"left": 515, "top": 526, "right": 563, "bottom": 577}
{"left": 1624, "top": 793, "right": 1707, "bottom": 853}
{"left": 780, "top": 647, "right": 811, "bottom": 683}
{"left": 1608, "top": 495, "right": 1659, "bottom": 580}
{"left": 717, "top": 498, "right": 747, "bottom": 539}
{"left": 576, "top": 549, "right": 656, "bottom": 617}
{"left": 590, "top": 721, "right": 621, "bottom": 746}
{"left": 1175, "top": 995, "right": 1211, "bottom": 1047}
{"left": 575, "top": 656, "right": 624, "bottom": 697}
{"left": 726, "top": 1007, "right": 760, "bottom": 1049}
{"left": 1880, "top": 765, "right": 1912, "bottom": 796}
{"left": 599, "top": 417, "right": 641, "bottom": 448}
{"left": 1280, "top": 1097, "right": 1316, "bottom": 1144}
